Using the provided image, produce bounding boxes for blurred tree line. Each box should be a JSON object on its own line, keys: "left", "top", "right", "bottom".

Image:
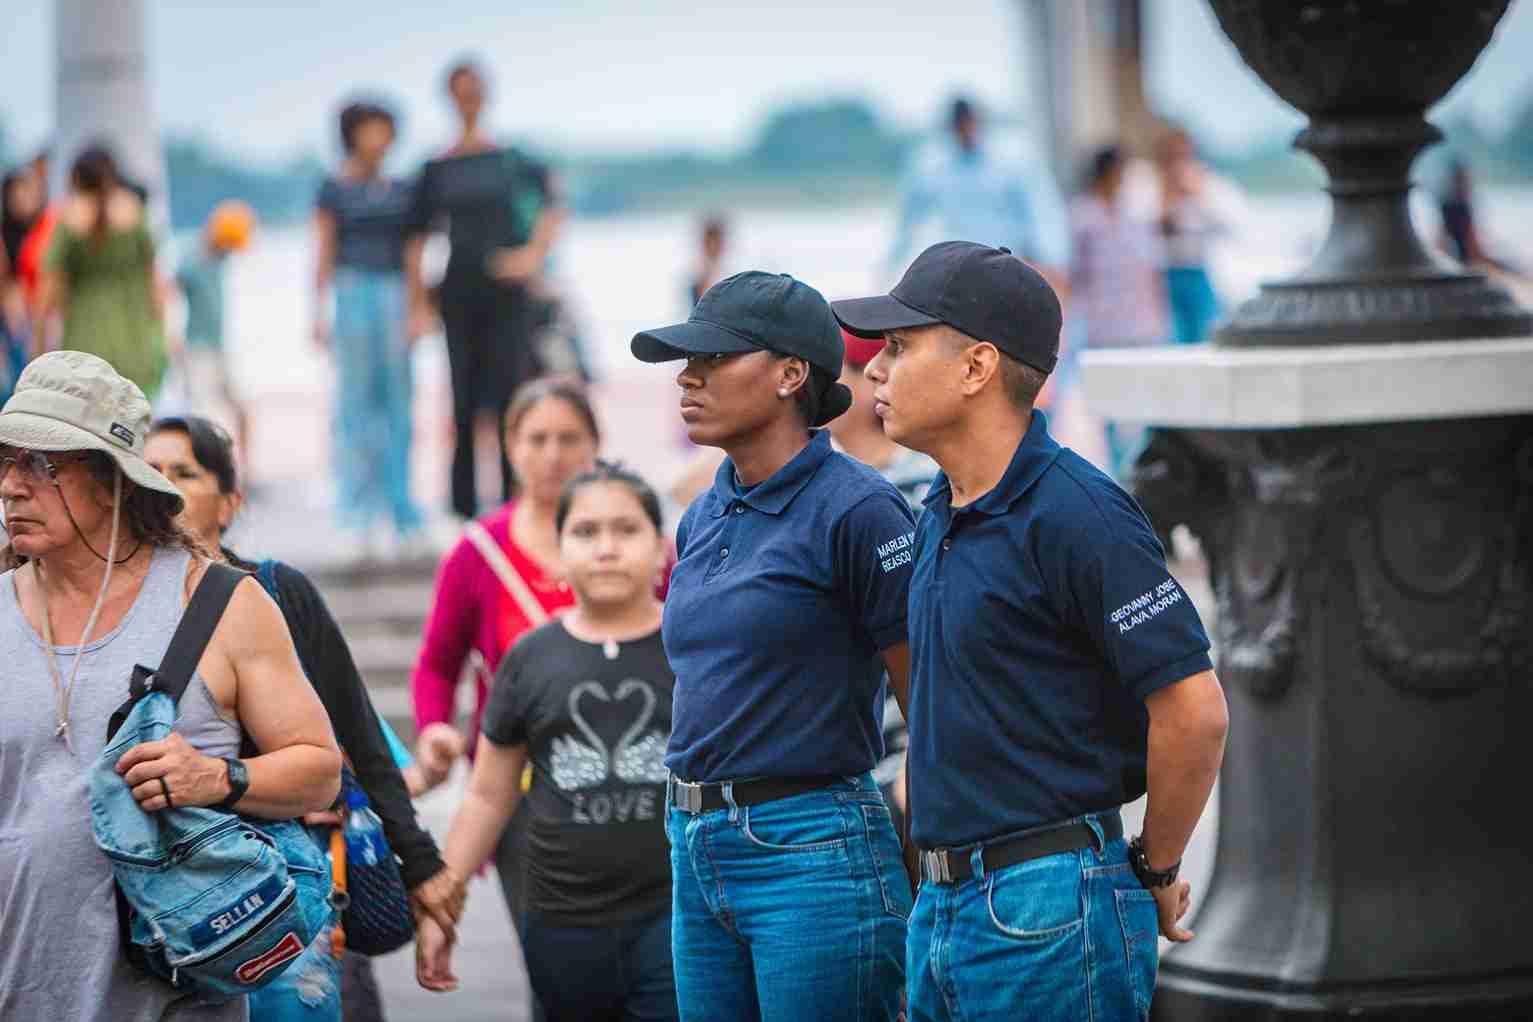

{"left": 4, "top": 92, "right": 1533, "bottom": 229}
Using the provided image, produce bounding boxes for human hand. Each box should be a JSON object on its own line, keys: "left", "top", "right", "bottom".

{"left": 302, "top": 809, "right": 343, "bottom": 827}
{"left": 415, "top": 914, "right": 459, "bottom": 992}
{"left": 407, "top": 302, "right": 437, "bottom": 344}
{"left": 117, "top": 734, "right": 231, "bottom": 811}
{"left": 415, "top": 723, "right": 466, "bottom": 787}
{"left": 1152, "top": 879, "right": 1195, "bottom": 942}
{"left": 411, "top": 866, "right": 466, "bottom": 939}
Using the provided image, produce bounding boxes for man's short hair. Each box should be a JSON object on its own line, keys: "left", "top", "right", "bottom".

{"left": 998, "top": 353, "right": 1049, "bottom": 408}
{"left": 942, "top": 327, "right": 1049, "bottom": 408}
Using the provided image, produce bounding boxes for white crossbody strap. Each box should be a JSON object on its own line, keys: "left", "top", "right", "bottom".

{"left": 462, "top": 521, "right": 551, "bottom": 628}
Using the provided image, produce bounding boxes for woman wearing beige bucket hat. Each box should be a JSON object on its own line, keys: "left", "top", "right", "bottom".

{"left": 0, "top": 350, "right": 342, "bottom": 1021}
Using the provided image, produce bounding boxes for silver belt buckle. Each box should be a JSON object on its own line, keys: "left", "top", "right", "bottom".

{"left": 923, "top": 848, "right": 952, "bottom": 884}
{"left": 674, "top": 779, "right": 704, "bottom": 814}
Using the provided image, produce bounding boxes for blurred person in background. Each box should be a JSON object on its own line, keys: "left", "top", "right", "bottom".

{"left": 35, "top": 145, "right": 166, "bottom": 397}
{"left": 887, "top": 96, "right": 1070, "bottom": 296}
{"left": 11, "top": 150, "right": 59, "bottom": 322}
{"left": 407, "top": 58, "right": 565, "bottom": 520}
{"left": 687, "top": 214, "right": 729, "bottom": 307}
{"left": 171, "top": 200, "right": 254, "bottom": 478}
{"left": 411, "top": 378, "right": 600, "bottom": 1022}
{"left": 418, "top": 464, "right": 679, "bottom": 1022}
{"left": 1068, "top": 145, "right": 1169, "bottom": 480}
{"left": 1437, "top": 159, "right": 1522, "bottom": 277}
{"left": 1, "top": 168, "right": 43, "bottom": 404}
{"left": 315, "top": 100, "right": 426, "bottom": 559}
{"left": 1156, "top": 123, "right": 1243, "bottom": 344}
{"left": 145, "top": 414, "right": 461, "bottom": 1022}
{"left": 827, "top": 327, "right": 938, "bottom": 837}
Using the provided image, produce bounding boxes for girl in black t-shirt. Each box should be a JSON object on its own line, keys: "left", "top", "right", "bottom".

{"left": 419, "top": 463, "right": 678, "bottom": 1022}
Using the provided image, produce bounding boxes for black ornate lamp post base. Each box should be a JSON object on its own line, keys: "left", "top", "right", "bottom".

{"left": 1132, "top": 416, "right": 1533, "bottom": 1022}
{"left": 1154, "top": 971, "right": 1533, "bottom": 1021}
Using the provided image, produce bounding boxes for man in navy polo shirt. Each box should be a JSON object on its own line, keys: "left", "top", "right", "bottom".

{"left": 834, "top": 241, "right": 1229, "bottom": 1021}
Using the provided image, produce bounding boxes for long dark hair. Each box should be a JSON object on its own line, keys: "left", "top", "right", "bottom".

{"left": 70, "top": 144, "right": 120, "bottom": 242}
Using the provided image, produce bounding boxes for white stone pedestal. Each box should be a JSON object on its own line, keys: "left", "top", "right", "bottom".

{"left": 1080, "top": 337, "right": 1533, "bottom": 427}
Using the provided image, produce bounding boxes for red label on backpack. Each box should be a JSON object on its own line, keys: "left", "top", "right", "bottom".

{"left": 235, "top": 931, "right": 304, "bottom": 984}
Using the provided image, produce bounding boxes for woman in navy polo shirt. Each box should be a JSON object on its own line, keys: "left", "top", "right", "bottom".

{"left": 632, "top": 271, "right": 916, "bottom": 1021}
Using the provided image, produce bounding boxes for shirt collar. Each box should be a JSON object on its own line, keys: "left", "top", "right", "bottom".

{"left": 922, "top": 410, "right": 1060, "bottom": 519}
{"left": 710, "top": 430, "right": 834, "bottom": 517}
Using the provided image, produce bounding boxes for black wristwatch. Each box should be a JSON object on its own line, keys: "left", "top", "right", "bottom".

{"left": 1128, "top": 834, "right": 1180, "bottom": 889}
{"left": 214, "top": 757, "right": 249, "bottom": 812}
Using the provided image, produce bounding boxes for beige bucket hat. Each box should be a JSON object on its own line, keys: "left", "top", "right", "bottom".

{"left": 0, "top": 350, "right": 184, "bottom": 511}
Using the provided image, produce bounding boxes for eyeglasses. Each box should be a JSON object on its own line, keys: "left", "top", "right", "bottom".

{"left": 0, "top": 447, "right": 91, "bottom": 485}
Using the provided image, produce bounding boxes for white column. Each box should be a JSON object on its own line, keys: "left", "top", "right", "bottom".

{"left": 53, "top": 0, "right": 166, "bottom": 221}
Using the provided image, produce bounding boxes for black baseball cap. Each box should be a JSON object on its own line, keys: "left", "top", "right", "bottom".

{"left": 631, "top": 271, "right": 853, "bottom": 426}
{"left": 832, "top": 241, "right": 1063, "bottom": 374}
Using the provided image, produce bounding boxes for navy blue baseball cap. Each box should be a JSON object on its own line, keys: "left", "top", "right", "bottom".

{"left": 832, "top": 240, "right": 1063, "bottom": 373}
{"left": 632, "top": 271, "right": 853, "bottom": 426}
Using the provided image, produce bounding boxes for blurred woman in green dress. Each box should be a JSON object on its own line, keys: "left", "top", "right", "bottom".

{"left": 37, "top": 145, "right": 166, "bottom": 397}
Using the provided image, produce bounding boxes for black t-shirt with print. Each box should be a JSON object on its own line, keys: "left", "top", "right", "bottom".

{"left": 482, "top": 619, "right": 673, "bottom": 926}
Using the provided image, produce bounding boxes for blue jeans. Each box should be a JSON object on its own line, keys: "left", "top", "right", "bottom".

{"left": 332, "top": 267, "right": 422, "bottom": 536}
{"left": 906, "top": 815, "right": 1158, "bottom": 1022}
{"left": 1166, "top": 266, "right": 1221, "bottom": 344}
{"left": 246, "top": 926, "right": 342, "bottom": 1021}
{"left": 522, "top": 908, "right": 678, "bottom": 1022}
{"left": 666, "top": 773, "right": 911, "bottom": 1022}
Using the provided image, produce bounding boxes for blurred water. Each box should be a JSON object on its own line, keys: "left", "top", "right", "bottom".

{"left": 222, "top": 186, "right": 1533, "bottom": 395}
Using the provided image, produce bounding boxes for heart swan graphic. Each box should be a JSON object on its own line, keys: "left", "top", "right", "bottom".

{"left": 549, "top": 679, "right": 669, "bottom": 791}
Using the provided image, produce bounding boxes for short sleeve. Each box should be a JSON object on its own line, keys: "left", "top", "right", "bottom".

{"left": 481, "top": 642, "right": 531, "bottom": 747}
{"left": 1069, "top": 489, "right": 1212, "bottom": 701}
{"left": 833, "top": 489, "right": 918, "bottom": 651}
{"left": 315, "top": 178, "right": 340, "bottom": 214}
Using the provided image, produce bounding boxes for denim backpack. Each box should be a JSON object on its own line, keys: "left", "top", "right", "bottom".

{"left": 89, "top": 563, "right": 335, "bottom": 1002}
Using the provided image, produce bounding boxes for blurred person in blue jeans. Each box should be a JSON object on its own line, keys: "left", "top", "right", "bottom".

{"left": 1066, "top": 145, "right": 1169, "bottom": 480}
{"left": 314, "top": 99, "right": 425, "bottom": 558}
{"left": 631, "top": 272, "right": 915, "bottom": 1021}
{"left": 1156, "top": 125, "right": 1243, "bottom": 345}
{"left": 835, "top": 242, "right": 1227, "bottom": 1022}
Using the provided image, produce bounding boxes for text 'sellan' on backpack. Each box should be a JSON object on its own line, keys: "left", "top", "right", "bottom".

{"left": 88, "top": 563, "right": 336, "bottom": 1002}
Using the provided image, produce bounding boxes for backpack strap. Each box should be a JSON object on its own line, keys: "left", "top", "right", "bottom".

{"left": 152, "top": 561, "right": 247, "bottom": 704}
{"left": 463, "top": 520, "right": 551, "bottom": 629}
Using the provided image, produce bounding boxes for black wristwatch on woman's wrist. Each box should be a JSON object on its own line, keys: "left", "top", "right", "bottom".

{"left": 1128, "top": 834, "right": 1180, "bottom": 889}
{"left": 214, "top": 757, "right": 249, "bottom": 811}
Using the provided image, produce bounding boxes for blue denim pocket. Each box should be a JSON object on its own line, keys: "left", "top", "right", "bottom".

{"left": 739, "top": 793, "right": 848, "bottom": 855}
{"left": 860, "top": 804, "right": 913, "bottom": 921}
{"left": 985, "top": 853, "right": 1084, "bottom": 942}
{"left": 1114, "top": 887, "right": 1159, "bottom": 1020}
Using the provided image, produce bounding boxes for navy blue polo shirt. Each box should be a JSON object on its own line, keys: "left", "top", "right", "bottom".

{"left": 907, "top": 411, "right": 1212, "bottom": 849}
{"left": 663, "top": 430, "right": 917, "bottom": 782}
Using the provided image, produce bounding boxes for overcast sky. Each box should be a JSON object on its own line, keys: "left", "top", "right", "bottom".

{"left": 4, "top": 0, "right": 1531, "bottom": 165}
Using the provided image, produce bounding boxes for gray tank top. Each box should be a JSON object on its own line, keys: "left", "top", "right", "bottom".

{"left": 0, "top": 547, "right": 248, "bottom": 1022}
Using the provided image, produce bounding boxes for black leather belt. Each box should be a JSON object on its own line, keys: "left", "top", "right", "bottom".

{"left": 669, "top": 775, "right": 841, "bottom": 814}
{"left": 919, "top": 812, "right": 1124, "bottom": 885}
